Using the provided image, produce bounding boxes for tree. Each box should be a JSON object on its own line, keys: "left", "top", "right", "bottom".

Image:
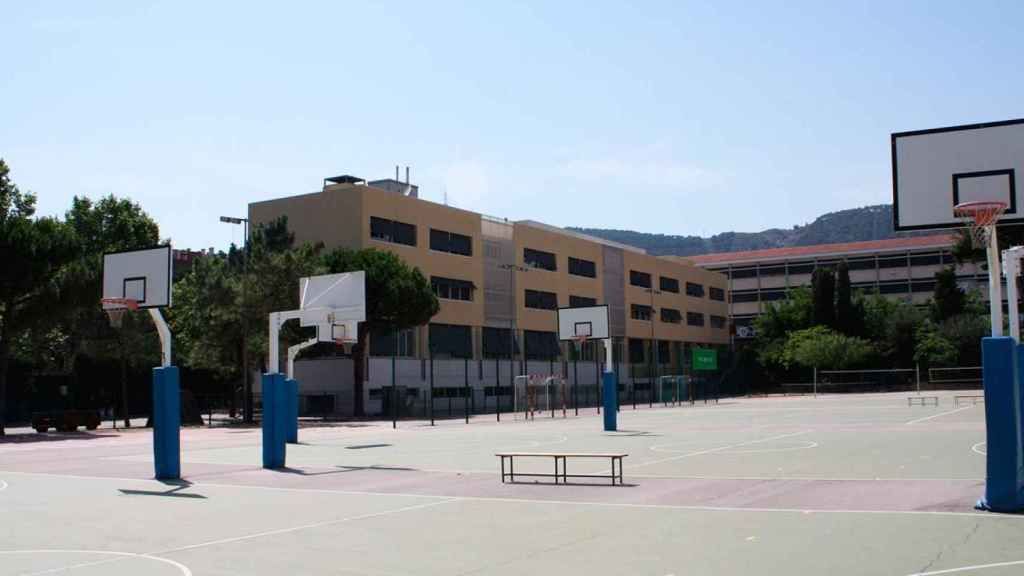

{"left": 753, "top": 286, "right": 813, "bottom": 369}
{"left": 0, "top": 159, "right": 80, "bottom": 434}
{"left": 811, "top": 267, "right": 836, "bottom": 328}
{"left": 834, "top": 261, "right": 863, "bottom": 336}
{"left": 781, "top": 326, "right": 873, "bottom": 371}
{"left": 940, "top": 313, "right": 989, "bottom": 367}
{"left": 321, "top": 248, "right": 439, "bottom": 416}
{"left": 914, "top": 320, "right": 957, "bottom": 367}
{"left": 931, "top": 267, "right": 965, "bottom": 322}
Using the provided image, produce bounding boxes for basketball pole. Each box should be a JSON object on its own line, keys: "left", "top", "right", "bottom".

{"left": 147, "top": 308, "right": 172, "bottom": 368}
{"left": 1004, "top": 246, "right": 1024, "bottom": 342}
{"left": 987, "top": 231, "right": 1005, "bottom": 337}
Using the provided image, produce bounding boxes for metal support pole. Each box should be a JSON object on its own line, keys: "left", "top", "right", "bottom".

{"left": 429, "top": 348, "right": 435, "bottom": 426}
{"left": 287, "top": 338, "right": 318, "bottom": 379}
{"left": 496, "top": 356, "right": 501, "bottom": 422}
{"left": 464, "top": 357, "right": 470, "bottom": 424}
{"left": 392, "top": 330, "right": 397, "bottom": 430}
{"left": 148, "top": 308, "right": 172, "bottom": 368}
{"left": 987, "top": 230, "right": 1004, "bottom": 337}
{"left": 1004, "top": 246, "right": 1024, "bottom": 342}
{"left": 813, "top": 366, "right": 818, "bottom": 398}
{"left": 915, "top": 363, "right": 921, "bottom": 395}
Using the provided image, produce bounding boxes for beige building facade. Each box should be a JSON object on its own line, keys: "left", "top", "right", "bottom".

{"left": 250, "top": 175, "right": 729, "bottom": 369}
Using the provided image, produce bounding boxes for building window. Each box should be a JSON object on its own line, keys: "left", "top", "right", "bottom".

{"left": 524, "top": 248, "right": 557, "bottom": 271}
{"left": 370, "top": 216, "right": 416, "bottom": 246}
{"left": 569, "top": 295, "right": 597, "bottom": 308}
{"left": 525, "top": 289, "right": 558, "bottom": 310}
{"left": 370, "top": 328, "right": 415, "bottom": 357}
{"left": 429, "top": 228, "right": 472, "bottom": 256}
{"left": 760, "top": 264, "right": 785, "bottom": 276}
{"left": 524, "top": 330, "right": 560, "bottom": 359}
{"left": 687, "top": 311, "right": 705, "bottom": 327}
{"left": 788, "top": 262, "right": 815, "bottom": 275}
{"left": 710, "top": 315, "right": 727, "bottom": 329}
{"left": 878, "top": 256, "right": 907, "bottom": 269}
{"left": 631, "top": 304, "right": 653, "bottom": 321}
{"left": 911, "top": 280, "right": 936, "bottom": 292}
{"left": 568, "top": 257, "right": 596, "bottom": 278}
{"left": 482, "top": 327, "right": 518, "bottom": 358}
{"left": 878, "top": 282, "right": 910, "bottom": 294}
{"left": 730, "top": 267, "right": 758, "bottom": 279}
{"left": 910, "top": 253, "right": 942, "bottom": 267}
{"left": 628, "top": 338, "right": 646, "bottom": 363}
{"left": 431, "top": 276, "right": 474, "bottom": 301}
{"left": 686, "top": 282, "right": 705, "bottom": 298}
{"left": 709, "top": 286, "right": 726, "bottom": 301}
{"left": 660, "top": 307, "right": 682, "bottom": 324}
{"left": 659, "top": 276, "right": 679, "bottom": 293}
{"left": 428, "top": 323, "right": 472, "bottom": 358}
{"left": 846, "top": 257, "right": 876, "bottom": 271}
{"left": 732, "top": 291, "right": 759, "bottom": 303}
{"left": 761, "top": 289, "right": 787, "bottom": 301}
{"left": 630, "top": 270, "right": 651, "bottom": 288}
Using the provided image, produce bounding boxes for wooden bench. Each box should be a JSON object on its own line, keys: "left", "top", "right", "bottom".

{"left": 907, "top": 396, "right": 939, "bottom": 406}
{"left": 496, "top": 452, "right": 627, "bottom": 485}
{"left": 955, "top": 395, "right": 985, "bottom": 406}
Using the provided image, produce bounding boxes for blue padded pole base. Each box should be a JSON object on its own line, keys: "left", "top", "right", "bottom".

{"left": 285, "top": 378, "right": 298, "bottom": 444}
{"left": 975, "top": 337, "right": 1024, "bottom": 512}
{"left": 152, "top": 366, "right": 181, "bottom": 480}
{"left": 262, "top": 373, "right": 287, "bottom": 469}
{"left": 602, "top": 371, "right": 618, "bottom": 432}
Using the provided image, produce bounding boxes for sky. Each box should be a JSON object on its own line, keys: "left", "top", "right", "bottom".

{"left": 3, "top": 1, "right": 1023, "bottom": 251}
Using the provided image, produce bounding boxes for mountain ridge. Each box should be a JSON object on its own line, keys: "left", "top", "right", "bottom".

{"left": 570, "top": 204, "right": 928, "bottom": 257}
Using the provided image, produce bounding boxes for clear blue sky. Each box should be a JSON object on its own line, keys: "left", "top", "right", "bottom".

{"left": 3, "top": 1, "right": 1023, "bottom": 250}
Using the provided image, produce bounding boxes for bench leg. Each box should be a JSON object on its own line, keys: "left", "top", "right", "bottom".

{"left": 510, "top": 457, "right": 514, "bottom": 483}
{"left": 554, "top": 457, "right": 559, "bottom": 485}
{"left": 501, "top": 456, "right": 506, "bottom": 483}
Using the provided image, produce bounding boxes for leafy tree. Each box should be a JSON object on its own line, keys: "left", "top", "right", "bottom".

{"left": 931, "top": 267, "right": 965, "bottom": 322}
{"left": 0, "top": 160, "right": 80, "bottom": 434}
{"left": 781, "top": 326, "right": 873, "bottom": 370}
{"left": 811, "top": 267, "right": 836, "bottom": 328}
{"left": 753, "top": 287, "right": 813, "bottom": 370}
{"left": 321, "top": 248, "right": 439, "bottom": 416}
{"left": 914, "top": 320, "right": 957, "bottom": 367}
{"left": 834, "top": 261, "right": 864, "bottom": 336}
{"left": 940, "top": 313, "right": 989, "bottom": 366}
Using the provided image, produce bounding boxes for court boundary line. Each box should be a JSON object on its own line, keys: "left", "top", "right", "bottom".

{"left": 906, "top": 559, "right": 1024, "bottom": 575}
{"left": 971, "top": 442, "right": 987, "bottom": 456}
{"left": 906, "top": 406, "right": 975, "bottom": 425}
{"left": 0, "top": 549, "right": 192, "bottom": 576}
{"left": 634, "top": 430, "right": 812, "bottom": 468}
{"left": 0, "top": 469, "right": 1014, "bottom": 521}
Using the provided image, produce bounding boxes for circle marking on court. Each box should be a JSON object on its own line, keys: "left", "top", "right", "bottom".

{"left": 0, "top": 549, "right": 192, "bottom": 576}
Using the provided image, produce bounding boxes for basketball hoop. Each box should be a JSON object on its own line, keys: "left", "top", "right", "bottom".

{"left": 101, "top": 297, "right": 139, "bottom": 328}
{"left": 954, "top": 201, "right": 1007, "bottom": 248}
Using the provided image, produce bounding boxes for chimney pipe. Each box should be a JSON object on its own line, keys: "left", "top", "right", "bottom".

{"left": 405, "top": 166, "right": 410, "bottom": 184}
{"left": 395, "top": 165, "right": 399, "bottom": 181}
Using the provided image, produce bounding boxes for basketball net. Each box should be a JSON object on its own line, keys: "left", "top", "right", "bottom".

{"left": 101, "top": 298, "right": 139, "bottom": 328}
{"left": 954, "top": 201, "right": 1006, "bottom": 249}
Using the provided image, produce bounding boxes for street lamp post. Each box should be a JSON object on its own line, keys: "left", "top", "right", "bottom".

{"left": 220, "top": 215, "right": 251, "bottom": 422}
{"left": 646, "top": 287, "right": 661, "bottom": 408}
{"left": 499, "top": 263, "right": 529, "bottom": 422}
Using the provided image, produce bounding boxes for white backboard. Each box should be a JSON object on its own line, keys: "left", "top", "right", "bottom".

{"left": 298, "top": 271, "right": 366, "bottom": 342}
{"left": 557, "top": 305, "right": 609, "bottom": 341}
{"left": 102, "top": 246, "right": 172, "bottom": 308}
{"left": 892, "top": 119, "right": 1024, "bottom": 230}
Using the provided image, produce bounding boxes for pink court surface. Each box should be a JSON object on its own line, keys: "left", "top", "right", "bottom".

{"left": 2, "top": 390, "right": 1022, "bottom": 575}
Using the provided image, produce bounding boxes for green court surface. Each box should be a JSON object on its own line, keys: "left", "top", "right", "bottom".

{"left": 2, "top": 391, "right": 1021, "bottom": 575}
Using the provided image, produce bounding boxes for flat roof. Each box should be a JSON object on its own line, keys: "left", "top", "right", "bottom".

{"left": 686, "top": 234, "right": 955, "bottom": 267}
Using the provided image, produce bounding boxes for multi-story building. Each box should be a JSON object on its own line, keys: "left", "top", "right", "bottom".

{"left": 249, "top": 174, "right": 729, "bottom": 369}
{"left": 673, "top": 235, "right": 987, "bottom": 338}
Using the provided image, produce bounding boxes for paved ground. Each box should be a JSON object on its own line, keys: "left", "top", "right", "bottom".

{"left": 2, "top": 390, "right": 1021, "bottom": 575}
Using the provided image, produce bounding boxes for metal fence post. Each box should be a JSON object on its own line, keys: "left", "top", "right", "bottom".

{"left": 465, "top": 357, "right": 470, "bottom": 424}
{"left": 916, "top": 363, "right": 921, "bottom": 394}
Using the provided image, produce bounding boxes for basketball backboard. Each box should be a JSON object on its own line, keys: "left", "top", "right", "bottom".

{"left": 298, "top": 271, "right": 365, "bottom": 343}
{"left": 102, "top": 246, "right": 172, "bottom": 309}
{"left": 892, "top": 118, "right": 1024, "bottom": 231}
{"left": 557, "top": 305, "right": 609, "bottom": 341}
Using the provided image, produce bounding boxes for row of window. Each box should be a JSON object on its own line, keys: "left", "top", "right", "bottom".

{"left": 371, "top": 216, "right": 474, "bottom": 256}
{"left": 629, "top": 304, "right": 720, "bottom": 327}
{"left": 731, "top": 279, "right": 944, "bottom": 303}
{"left": 372, "top": 324, "right": 724, "bottom": 360}
{"left": 628, "top": 270, "right": 720, "bottom": 300}
{"left": 721, "top": 252, "right": 955, "bottom": 279}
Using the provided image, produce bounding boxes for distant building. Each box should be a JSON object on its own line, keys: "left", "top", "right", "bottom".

{"left": 249, "top": 173, "right": 730, "bottom": 366}
{"left": 671, "top": 235, "right": 987, "bottom": 339}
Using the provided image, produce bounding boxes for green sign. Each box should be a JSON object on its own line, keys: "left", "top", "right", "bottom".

{"left": 692, "top": 348, "right": 718, "bottom": 371}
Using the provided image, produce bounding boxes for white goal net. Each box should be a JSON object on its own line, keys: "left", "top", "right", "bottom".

{"left": 513, "top": 374, "right": 568, "bottom": 419}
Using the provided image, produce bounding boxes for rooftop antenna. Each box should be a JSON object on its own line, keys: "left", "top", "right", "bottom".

{"left": 405, "top": 166, "right": 410, "bottom": 185}
{"left": 443, "top": 184, "right": 448, "bottom": 206}
{"left": 395, "top": 165, "right": 399, "bottom": 181}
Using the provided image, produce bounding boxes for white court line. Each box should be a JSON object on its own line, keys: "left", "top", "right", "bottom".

{"left": 18, "top": 499, "right": 455, "bottom": 576}
{"left": 906, "top": 406, "right": 975, "bottom": 425}
{"left": 906, "top": 559, "right": 1024, "bottom": 575}
{"left": 0, "top": 479, "right": 8, "bottom": 492}
{"left": 0, "top": 469, "right": 1009, "bottom": 520}
{"left": 650, "top": 440, "right": 818, "bottom": 455}
{"left": 634, "top": 430, "right": 812, "bottom": 469}
{"left": 1, "top": 549, "right": 191, "bottom": 576}
{"left": 972, "top": 442, "right": 987, "bottom": 456}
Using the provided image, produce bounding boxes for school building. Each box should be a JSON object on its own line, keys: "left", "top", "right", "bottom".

{"left": 249, "top": 173, "right": 730, "bottom": 372}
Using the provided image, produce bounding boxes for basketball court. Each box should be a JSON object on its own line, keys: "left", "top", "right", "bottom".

{"left": 2, "top": 391, "right": 1021, "bottom": 576}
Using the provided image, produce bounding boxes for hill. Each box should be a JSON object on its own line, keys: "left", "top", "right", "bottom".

{"left": 571, "top": 204, "right": 912, "bottom": 257}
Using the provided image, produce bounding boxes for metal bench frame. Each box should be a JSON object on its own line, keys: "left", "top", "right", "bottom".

{"left": 907, "top": 396, "right": 939, "bottom": 406}
{"left": 954, "top": 395, "right": 985, "bottom": 406}
{"left": 496, "top": 452, "right": 627, "bottom": 486}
